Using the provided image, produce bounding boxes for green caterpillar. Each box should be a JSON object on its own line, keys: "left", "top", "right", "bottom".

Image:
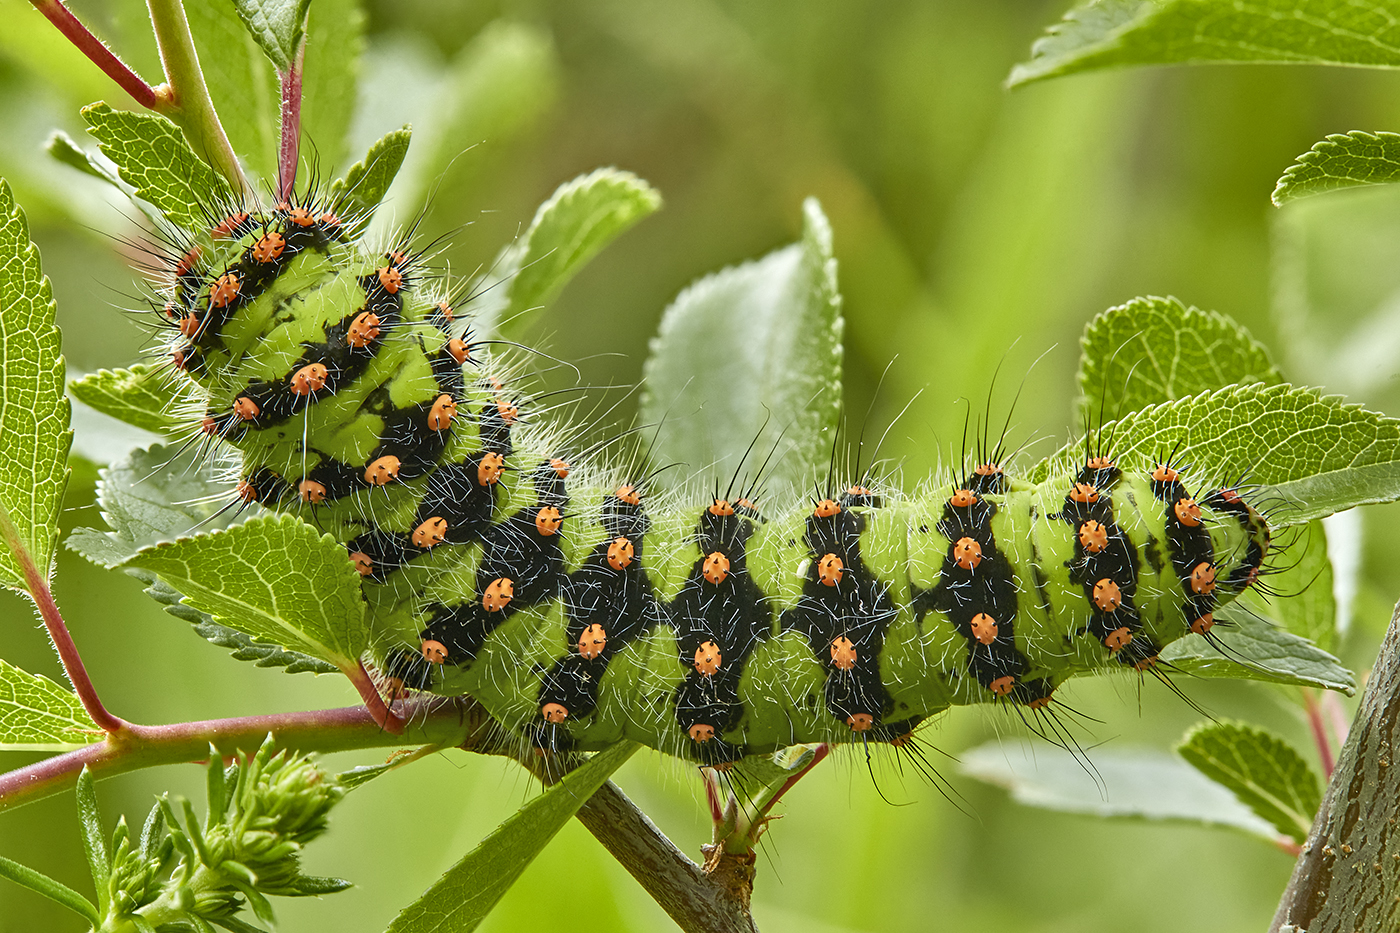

{"left": 156, "top": 193, "right": 1270, "bottom": 766}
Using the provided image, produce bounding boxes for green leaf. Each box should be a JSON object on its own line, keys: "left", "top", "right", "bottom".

{"left": 1035, "top": 383, "right": 1400, "bottom": 524}
{"left": 0, "top": 178, "right": 71, "bottom": 591}
{"left": 1177, "top": 720, "right": 1322, "bottom": 843}
{"left": 1009, "top": 0, "right": 1400, "bottom": 89}
{"left": 959, "top": 740, "right": 1278, "bottom": 840}
{"left": 185, "top": 0, "right": 277, "bottom": 182}
{"left": 1273, "top": 131, "right": 1400, "bottom": 205}
{"left": 68, "top": 364, "right": 191, "bottom": 437}
{"left": 119, "top": 513, "right": 369, "bottom": 672}
{"left": 1076, "top": 296, "right": 1281, "bottom": 423}
{"left": 481, "top": 168, "right": 662, "bottom": 339}
{"left": 1161, "top": 604, "right": 1354, "bottom": 693}
{"left": 327, "top": 126, "right": 411, "bottom": 234}
{"left": 640, "top": 198, "right": 843, "bottom": 497}
{"left": 82, "top": 103, "right": 233, "bottom": 231}
{"left": 0, "top": 658, "right": 100, "bottom": 751}
{"left": 0, "top": 854, "right": 100, "bottom": 925}
{"left": 233, "top": 0, "right": 313, "bottom": 72}
{"left": 45, "top": 130, "right": 111, "bottom": 183}
{"left": 386, "top": 741, "right": 639, "bottom": 933}
{"left": 300, "top": 0, "right": 364, "bottom": 174}
{"left": 76, "top": 767, "right": 110, "bottom": 915}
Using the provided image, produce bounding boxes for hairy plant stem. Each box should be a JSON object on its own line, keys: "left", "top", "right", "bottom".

{"left": 143, "top": 0, "right": 248, "bottom": 195}
{"left": 277, "top": 38, "right": 305, "bottom": 202}
{"left": 28, "top": 0, "right": 157, "bottom": 107}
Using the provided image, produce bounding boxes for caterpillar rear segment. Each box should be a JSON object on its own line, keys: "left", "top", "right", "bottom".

{"left": 159, "top": 200, "right": 1272, "bottom": 767}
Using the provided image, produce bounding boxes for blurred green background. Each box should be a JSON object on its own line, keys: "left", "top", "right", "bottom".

{"left": 3, "top": 0, "right": 1400, "bottom": 930}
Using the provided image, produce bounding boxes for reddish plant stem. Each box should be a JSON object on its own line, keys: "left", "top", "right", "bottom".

{"left": 276, "top": 39, "right": 305, "bottom": 202}
{"left": 1303, "top": 688, "right": 1336, "bottom": 778}
{"left": 0, "top": 696, "right": 488, "bottom": 813}
{"left": 346, "top": 660, "right": 404, "bottom": 734}
{"left": 28, "top": 0, "right": 158, "bottom": 108}
{"left": 759, "top": 742, "right": 830, "bottom": 815}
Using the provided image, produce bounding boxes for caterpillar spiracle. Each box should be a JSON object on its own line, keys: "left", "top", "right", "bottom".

{"left": 146, "top": 190, "right": 1269, "bottom": 767}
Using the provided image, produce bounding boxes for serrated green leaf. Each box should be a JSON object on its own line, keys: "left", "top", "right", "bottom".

{"left": 1161, "top": 604, "right": 1354, "bottom": 693}
{"left": 119, "top": 514, "right": 368, "bottom": 672}
{"left": 1076, "top": 295, "right": 1281, "bottom": 423}
{"left": 482, "top": 168, "right": 661, "bottom": 339}
{"left": 0, "top": 178, "right": 71, "bottom": 591}
{"left": 959, "top": 740, "right": 1278, "bottom": 840}
{"left": 76, "top": 767, "right": 110, "bottom": 914}
{"left": 82, "top": 103, "right": 232, "bottom": 231}
{"left": 68, "top": 364, "right": 191, "bottom": 437}
{"left": 1009, "top": 0, "right": 1400, "bottom": 89}
{"left": 233, "top": 0, "right": 313, "bottom": 72}
{"left": 386, "top": 741, "right": 638, "bottom": 933}
{"left": 328, "top": 126, "right": 411, "bottom": 233}
{"left": 0, "top": 854, "right": 100, "bottom": 925}
{"left": 0, "top": 658, "right": 100, "bottom": 751}
{"left": 1177, "top": 720, "right": 1322, "bottom": 843}
{"left": 1036, "top": 383, "right": 1400, "bottom": 524}
{"left": 1273, "top": 131, "right": 1400, "bottom": 205}
{"left": 640, "top": 198, "right": 843, "bottom": 497}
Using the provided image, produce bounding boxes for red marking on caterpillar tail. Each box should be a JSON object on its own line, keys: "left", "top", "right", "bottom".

{"left": 1190, "top": 562, "right": 1217, "bottom": 595}
{"left": 830, "top": 636, "right": 857, "bottom": 670}
{"left": 234, "top": 397, "right": 260, "bottom": 420}
{"left": 1070, "top": 483, "right": 1099, "bottom": 504}
{"left": 970, "top": 612, "right": 997, "bottom": 645}
{"left": 252, "top": 232, "right": 286, "bottom": 263}
{"left": 688, "top": 724, "right": 715, "bottom": 743}
{"left": 1028, "top": 694, "right": 1053, "bottom": 711}
{"left": 817, "top": 553, "right": 844, "bottom": 587}
{"left": 173, "top": 246, "right": 201, "bottom": 277}
{"left": 318, "top": 212, "right": 341, "bottom": 230}
{"left": 578, "top": 623, "right": 607, "bottom": 659}
{"left": 1218, "top": 488, "right": 1242, "bottom": 503}
{"left": 975, "top": 462, "right": 1002, "bottom": 477}
{"left": 160, "top": 301, "right": 180, "bottom": 323}
{"left": 350, "top": 551, "right": 373, "bottom": 576}
{"left": 607, "top": 536, "right": 635, "bottom": 570}
{"left": 1087, "top": 456, "right": 1114, "bottom": 469}
{"left": 1133, "top": 656, "right": 1159, "bottom": 671}
{"left": 421, "top": 640, "right": 448, "bottom": 664}
{"left": 428, "top": 394, "right": 458, "bottom": 431}
{"left": 1092, "top": 578, "right": 1122, "bottom": 612}
{"left": 446, "top": 337, "right": 469, "bottom": 364}
{"left": 535, "top": 507, "right": 562, "bottom": 536}
{"left": 949, "top": 489, "right": 977, "bottom": 508}
{"left": 365, "top": 455, "right": 401, "bottom": 486}
{"left": 694, "top": 641, "right": 722, "bottom": 676}
{"left": 989, "top": 676, "right": 1016, "bottom": 696}
{"left": 953, "top": 537, "right": 983, "bottom": 570}
{"left": 1079, "top": 520, "right": 1108, "bottom": 553}
{"left": 412, "top": 517, "right": 448, "bottom": 549}
{"left": 299, "top": 479, "right": 328, "bottom": 504}
{"left": 736, "top": 497, "right": 756, "bottom": 510}
{"left": 1104, "top": 627, "right": 1132, "bottom": 652}
{"left": 171, "top": 347, "right": 190, "bottom": 370}
{"left": 281, "top": 203, "right": 315, "bottom": 227}
{"left": 348, "top": 311, "right": 382, "bottom": 348}
{"left": 235, "top": 479, "right": 258, "bottom": 503}
{"left": 703, "top": 551, "right": 730, "bottom": 584}
{"left": 1174, "top": 497, "right": 1202, "bottom": 527}
{"left": 482, "top": 577, "right": 514, "bottom": 612}
{"left": 378, "top": 266, "right": 403, "bottom": 294}
{"left": 177, "top": 315, "right": 201, "bottom": 337}
{"left": 201, "top": 416, "right": 219, "bottom": 435}
{"left": 708, "top": 499, "right": 734, "bottom": 517}
{"left": 211, "top": 212, "right": 249, "bottom": 239}
{"left": 813, "top": 499, "right": 841, "bottom": 518}
{"left": 1191, "top": 613, "right": 1214, "bottom": 635}
{"left": 1151, "top": 464, "right": 1180, "bottom": 483}
{"left": 290, "top": 363, "right": 329, "bottom": 395}
{"left": 541, "top": 702, "right": 569, "bottom": 724}
{"left": 847, "top": 713, "right": 874, "bottom": 732}
{"left": 477, "top": 452, "right": 505, "bottom": 486}
{"left": 210, "top": 272, "right": 241, "bottom": 308}
{"left": 496, "top": 399, "right": 519, "bottom": 424}
{"left": 550, "top": 458, "right": 570, "bottom": 478}
{"left": 847, "top": 484, "right": 872, "bottom": 497}
{"left": 616, "top": 485, "right": 641, "bottom": 506}
{"left": 436, "top": 300, "right": 455, "bottom": 322}
{"left": 386, "top": 249, "right": 408, "bottom": 266}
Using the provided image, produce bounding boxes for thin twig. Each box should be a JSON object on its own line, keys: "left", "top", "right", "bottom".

{"left": 276, "top": 37, "right": 305, "bottom": 202}
{"left": 0, "top": 505, "right": 123, "bottom": 734}
{"left": 1302, "top": 688, "right": 1335, "bottom": 778}
{"left": 27, "top": 0, "right": 157, "bottom": 107}
{"left": 345, "top": 660, "right": 405, "bottom": 734}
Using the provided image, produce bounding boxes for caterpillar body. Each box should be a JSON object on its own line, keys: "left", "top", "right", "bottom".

{"left": 154, "top": 195, "right": 1269, "bottom": 765}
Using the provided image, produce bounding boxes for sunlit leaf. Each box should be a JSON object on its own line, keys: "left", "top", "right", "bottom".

{"left": 0, "top": 658, "right": 100, "bottom": 751}
{"left": 1274, "top": 131, "right": 1400, "bottom": 205}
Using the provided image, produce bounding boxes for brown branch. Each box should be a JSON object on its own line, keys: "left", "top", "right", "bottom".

{"left": 0, "top": 696, "right": 490, "bottom": 813}
{"left": 1270, "top": 601, "right": 1400, "bottom": 932}
{"left": 28, "top": 0, "right": 158, "bottom": 108}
